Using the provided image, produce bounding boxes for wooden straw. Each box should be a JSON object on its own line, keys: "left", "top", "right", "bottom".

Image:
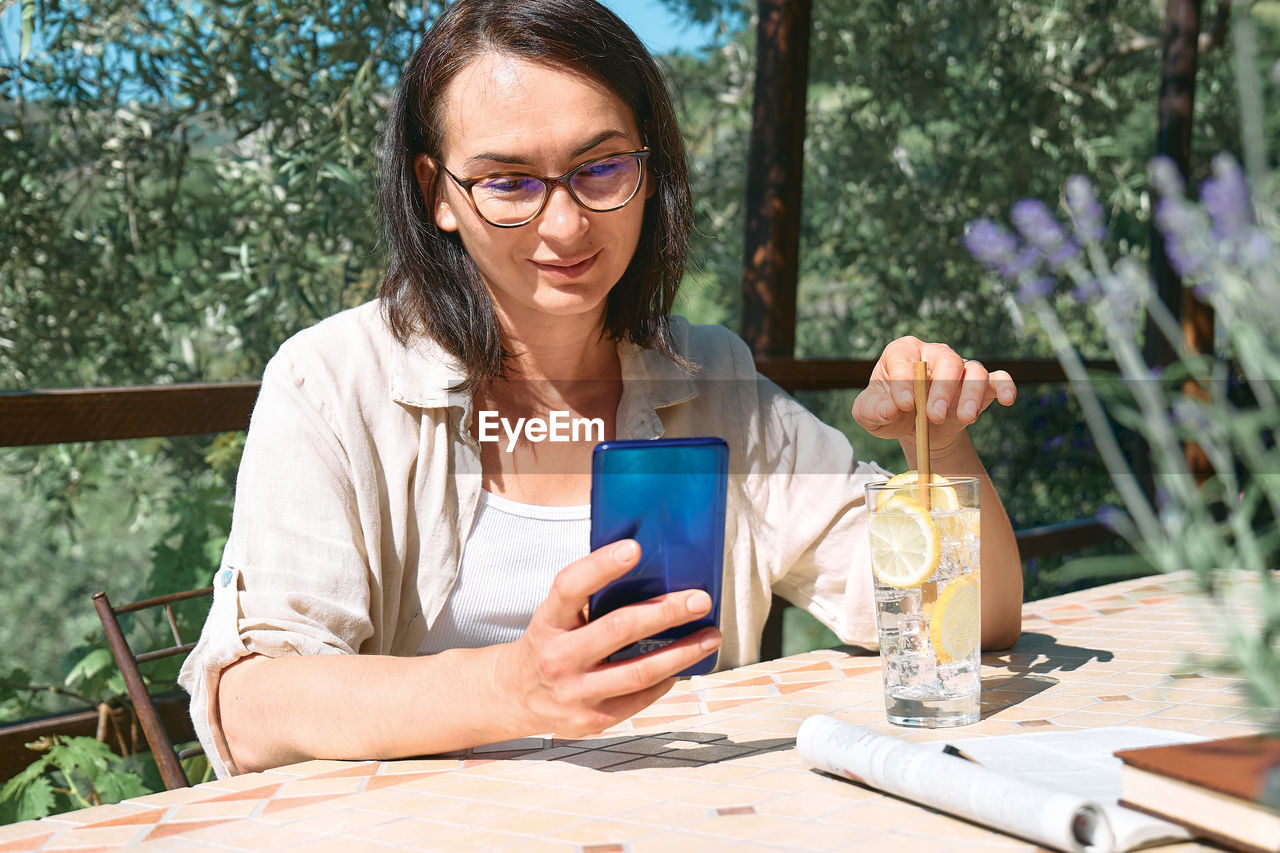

{"left": 914, "top": 361, "right": 930, "bottom": 510}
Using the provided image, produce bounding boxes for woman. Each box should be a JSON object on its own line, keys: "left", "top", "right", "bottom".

{"left": 180, "top": 0, "right": 1022, "bottom": 778}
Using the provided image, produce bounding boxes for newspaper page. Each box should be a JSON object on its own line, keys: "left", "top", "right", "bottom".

{"left": 796, "top": 715, "right": 1200, "bottom": 853}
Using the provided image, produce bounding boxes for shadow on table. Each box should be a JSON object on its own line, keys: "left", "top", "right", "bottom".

{"left": 979, "top": 675, "right": 1058, "bottom": 717}
{"left": 989, "top": 631, "right": 1115, "bottom": 674}
{"left": 976, "top": 631, "right": 1115, "bottom": 717}
{"left": 507, "top": 730, "right": 795, "bottom": 772}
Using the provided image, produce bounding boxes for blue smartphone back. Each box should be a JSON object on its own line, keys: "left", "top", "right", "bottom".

{"left": 588, "top": 436, "right": 729, "bottom": 677}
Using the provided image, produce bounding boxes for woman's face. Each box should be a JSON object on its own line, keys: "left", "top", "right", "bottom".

{"left": 417, "top": 53, "right": 650, "bottom": 334}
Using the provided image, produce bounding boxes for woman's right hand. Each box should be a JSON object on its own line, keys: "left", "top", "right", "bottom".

{"left": 496, "top": 539, "right": 722, "bottom": 739}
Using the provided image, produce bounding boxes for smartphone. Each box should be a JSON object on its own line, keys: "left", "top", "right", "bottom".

{"left": 588, "top": 436, "right": 729, "bottom": 677}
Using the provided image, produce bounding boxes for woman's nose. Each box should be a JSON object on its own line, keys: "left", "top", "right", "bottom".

{"left": 536, "top": 185, "right": 589, "bottom": 242}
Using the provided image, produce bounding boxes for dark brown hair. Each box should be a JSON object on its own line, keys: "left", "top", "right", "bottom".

{"left": 378, "top": 0, "right": 693, "bottom": 390}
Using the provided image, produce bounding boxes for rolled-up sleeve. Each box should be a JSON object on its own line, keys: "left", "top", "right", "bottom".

{"left": 749, "top": 373, "right": 892, "bottom": 649}
{"left": 179, "top": 351, "right": 375, "bottom": 778}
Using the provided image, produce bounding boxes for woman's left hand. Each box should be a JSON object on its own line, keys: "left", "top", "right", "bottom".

{"left": 851, "top": 336, "right": 1017, "bottom": 452}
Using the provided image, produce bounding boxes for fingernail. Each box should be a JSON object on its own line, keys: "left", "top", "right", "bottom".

{"left": 931, "top": 401, "right": 947, "bottom": 418}
{"left": 613, "top": 540, "right": 638, "bottom": 563}
{"left": 700, "top": 631, "right": 721, "bottom": 651}
{"left": 686, "top": 591, "right": 711, "bottom": 614}
{"left": 961, "top": 402, "right": 977, "bottom": 419}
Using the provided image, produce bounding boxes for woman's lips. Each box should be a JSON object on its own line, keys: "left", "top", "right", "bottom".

{"left": 531, "top": 252, "right": 599, "bottom": 279}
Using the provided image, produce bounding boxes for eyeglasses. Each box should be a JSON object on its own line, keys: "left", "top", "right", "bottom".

{"left": 440, "top": 148, "right": 651, "bottom": 228}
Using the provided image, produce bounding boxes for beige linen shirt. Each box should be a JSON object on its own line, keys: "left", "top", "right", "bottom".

{"left": 179, "top": 300, "right": 889, "bottom": 777}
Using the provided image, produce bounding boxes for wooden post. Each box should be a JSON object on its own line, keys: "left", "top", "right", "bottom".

{"left": 1149, "top": 0, "right": 1207, "bottom": 367}
{"left": 1149, "top": 0, "right": 1214, "bottom": 482}
{"left": 741, "top": 0, "right": 811, "bottom": 358}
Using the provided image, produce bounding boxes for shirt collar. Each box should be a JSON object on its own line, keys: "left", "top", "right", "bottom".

{"left": 387, "top": 318, "right": 701, "bottom": 437}
{"left": 388, "top": 333, "right": 470, "bottom": 411}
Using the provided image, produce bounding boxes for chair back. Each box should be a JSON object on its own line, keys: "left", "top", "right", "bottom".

{"left": 91, "top": 586, "right": 212, "bottom": 790}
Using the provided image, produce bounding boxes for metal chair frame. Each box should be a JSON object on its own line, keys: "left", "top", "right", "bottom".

{"left": 92, "top": 586, "right": 212, "bottom": 790}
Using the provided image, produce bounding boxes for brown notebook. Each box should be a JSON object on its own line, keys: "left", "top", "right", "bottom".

{"left": 1114, "top": 733, "right": 1280, "bottom": 853}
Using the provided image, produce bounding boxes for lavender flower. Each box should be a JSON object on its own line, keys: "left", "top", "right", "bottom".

{"left": 1017, "top": 276, "right": 1054, "bottom": 304}
{"left": 963, "top": 219, "right": 1019, "bottom": 273}
{"left": 1011, "top": 199, "right": 1068, "bottom": 254}
{"left": 1048, "top": 239, "right": 1080, "bottom": 272}
{"left": 1154, "top": 197, "right": 1207, "bottom": 278}
{"left": 1065, "top": 175, "right": 1106, "bottom": 242}
{"left": 1200, "top": 154, "right": 1252, "bottom": 240}
{"left": 1070, "top": 277, "right": 1103, "bottom": 303}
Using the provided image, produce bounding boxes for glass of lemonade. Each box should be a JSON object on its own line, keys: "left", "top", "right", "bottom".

{"left": 865, "top": 473, "right": 981, "bottom": 727}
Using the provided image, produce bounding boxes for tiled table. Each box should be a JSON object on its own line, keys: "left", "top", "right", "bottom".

{"left": 1, "top": 571, "right": 1267, "bottom": 852}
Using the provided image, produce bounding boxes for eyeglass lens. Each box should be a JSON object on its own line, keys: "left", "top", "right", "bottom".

{"left": 470, "top": 154, "right": 643, "bottom": 226}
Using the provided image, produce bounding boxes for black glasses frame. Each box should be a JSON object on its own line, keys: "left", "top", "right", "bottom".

{"left": 440, "top": 148, "right": 652, "bottom": 228}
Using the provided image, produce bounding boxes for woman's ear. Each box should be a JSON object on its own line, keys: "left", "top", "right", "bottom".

{"left": 414, "top": 154, "right": 459, "bottom": 232}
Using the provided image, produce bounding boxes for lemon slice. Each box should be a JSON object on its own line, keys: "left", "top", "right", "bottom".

{"left": 929, "top": 575, "right": 981, "bottom": 663}
{"left": 877, "top": 470, "right": 960, "bottom": 510}
{"left": 868, "top": 495, "right": 940, "bottom": 589}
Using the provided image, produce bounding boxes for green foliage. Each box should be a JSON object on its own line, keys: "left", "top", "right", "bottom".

{"left": 0, "top": 736, "right": 149, "bottom": 823}
{"left": 967, "top": 8, "right": 1280, "bottom": 724}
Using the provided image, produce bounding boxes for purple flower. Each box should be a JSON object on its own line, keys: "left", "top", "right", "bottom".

{"left": 1154, "top": 198, "right": 1206, "bottom": 278}
{"left": 1048, "top": 239, "right": 1080, "bottom": 272}
{"left": 1017, "top": 276, "right": 1054, "bottom": 303}
{"left": 1200, "top": 154, "right": 1252, "bottom": 240}
{"left": 963, "top": 219, "right": 1019, "bottom": 273}
{"left": 1065, "top": 175, "right": 1106, "bottom": 242}
{"left": 1011, "top": 198, "right": 1069, "bottom": 257}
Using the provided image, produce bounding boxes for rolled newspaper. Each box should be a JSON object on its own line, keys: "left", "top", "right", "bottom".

{"left": 796, "top": 715, "right": 1116, "bottom": 853}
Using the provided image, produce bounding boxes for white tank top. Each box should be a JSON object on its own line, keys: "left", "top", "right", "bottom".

{"left": 418, "top": 489, "right": 590, "bottom": 655}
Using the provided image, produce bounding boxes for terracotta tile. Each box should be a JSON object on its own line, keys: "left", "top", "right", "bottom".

{"left": 283, "top": 804, "right": 400, "bottom": 836}
{"left": 776, "top": 680, "right": 833, "bottom": 695}
{"left": 491, "top": 839, "right": 577, "bottom": 852}
{"left": 629, "top": 831, "right": 734, "bottom": 853}
{"left": 362, "top": 771, "right": 446, "bottom": 791}
{"left": 545, "top": 819, "right": 647, "bottom": 844}
{"left": 0, "top": 831, "right": 56, "bottom": 852}
{"left": 286, "top": 836, "right": 383, "bottom": 853}
{"left": 260, "top": 759, "right": 361, "bottom": 777}
{"left": 260, "top": 792, "right": 351, "bottom": 815}
{"left": 309, "top": 761, "right": 380, "bottom": 780}
{"left": 364, "top": 818, "right": 515, "bottom": 850}
{"left": 373, "top": 758, "right": 461, "bottom": 774}
{"left": 166, "top": 799, "right": 260, "bottom": 823}
{"left": 114, "top": 786, "right": 211, "bottom": 808}
{"left": 777, "top": 661, "right": 840, "bottom": 675}
{"left": 143, "top": 818, "right": 236, "bottom": 842}
{"left": 201, "top": 782, "right": 284, "bottom": 803}
{"left": 197, "top": 771, "right": 282, "bottom": 792}
{"left": 81, "top": 806, "right": 165, "bottom": 829}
